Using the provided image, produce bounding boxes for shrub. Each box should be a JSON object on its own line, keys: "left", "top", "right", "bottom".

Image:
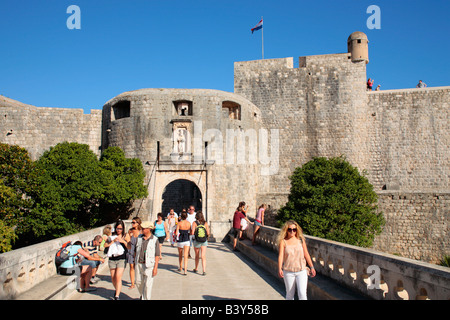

{"left": 277, "top": 156, "right": 385, "bottom": 247}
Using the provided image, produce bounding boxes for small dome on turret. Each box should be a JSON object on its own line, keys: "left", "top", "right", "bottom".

{"left": 347, "top": 31, "right": 369, "bottom": 64}
{"left": 347, "top": 31, "right": 368, "bottom": 42}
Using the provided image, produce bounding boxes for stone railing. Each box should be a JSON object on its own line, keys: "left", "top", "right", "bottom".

{"left": 0, "top": 224, "right": 115, "bottom": 300}
{"left": 246, "top": 224, "right": 450, "bottom": 300}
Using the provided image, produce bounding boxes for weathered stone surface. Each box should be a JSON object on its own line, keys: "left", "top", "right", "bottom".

{"left": 1, "top": 33, "right": 448, "bottom": 263}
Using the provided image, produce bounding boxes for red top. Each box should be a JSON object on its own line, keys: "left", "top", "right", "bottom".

{"left": 233, "top": 211, "right": 245, "bottom": 229}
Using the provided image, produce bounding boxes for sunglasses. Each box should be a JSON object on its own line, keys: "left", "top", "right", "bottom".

{"left": 287, "top": 228, "right": 297, "bottom": 233}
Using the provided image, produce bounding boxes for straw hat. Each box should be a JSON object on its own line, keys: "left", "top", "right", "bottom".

{"left": 140, "top": 221, "right": 155, "bottom": 229}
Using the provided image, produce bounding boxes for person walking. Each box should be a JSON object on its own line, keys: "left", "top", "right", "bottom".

{"left": 252, "top": 204, "right": 266, "bottom": 245}
{"left": 186, "top": 205, "right": 196, "bottom": 258}
{"left": 104, "top": 220, "right": 128, "bottom": 300}
{"left": 191, "top": 211, "right": 210, "bottom": 275}
{"left": 134, "top": 221, "right": 160, "bottom": 300}
{"left": 167, "top": 209, "right": 178, "bottom": 247}
{"left": 154, "top": 212, "right": 169, "bottom": 260}
{"left": 176, "top": 211, "right": 191, "bottom": 275}
{"left": 277, "top": 220, "right": 316, "bottom": 300}
{"left": 126, "top": 217, "right": 142, "bottom": 290}
{"left": 232, "top": 204, "right": 253, "bottom": 251}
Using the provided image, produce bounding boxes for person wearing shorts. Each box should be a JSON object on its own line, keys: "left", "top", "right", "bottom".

{"left": 58, "top": 241, "right": 103, "bottom": 292}
{"left": 154, "top": 213, "right": 169, "bottom": 260}
{"left": 176, "top": 211, "right": 191, "bottom": 275}
{"left": 104, "top": 220, "right": 128, "bottom": 300}
{"left": 232, "top": 204, "right": 253, "bottom": 251}
{"left": 191, "top": 211, "right": 210, "bottom": 275}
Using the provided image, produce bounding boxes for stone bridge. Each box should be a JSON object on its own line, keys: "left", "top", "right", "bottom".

{"left": 1, "top": 221, "right": 449, "bottom": 301}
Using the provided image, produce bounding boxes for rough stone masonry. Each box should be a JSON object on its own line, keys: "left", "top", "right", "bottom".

{"left": 1, "top": 32, "right": 448, "bottom": 263}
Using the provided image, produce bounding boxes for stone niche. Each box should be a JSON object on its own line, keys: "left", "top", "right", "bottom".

{"left": 222, "top": 101, "right": 241, "bottom": 120}
{"left": 170, "top": 119, "right": 192, "bottom": 160}
{"left": 173, "top": 100, "right": 193, "bottom": 116}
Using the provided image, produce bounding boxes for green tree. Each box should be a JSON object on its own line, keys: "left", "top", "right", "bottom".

{"left": 35, "top": 142, "right": 104, "bottom": 237}
{"left": 277, "top": 156, "right": 385, "bottom": 247}
{"left": 0, "top": 181, "right": 19, "bottom": 252}
{"left": 98, "top": 146, "right": 148, "bottom": 222}
{"left": 0, "top": 143, "right": 40, "bottom": 250}
{"left": 1, "top": 142, "right": 148, "bottom": 249}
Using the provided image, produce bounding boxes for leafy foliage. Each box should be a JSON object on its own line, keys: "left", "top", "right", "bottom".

{"left": 0, "top": 144, "right": 40, "bottom": 251}
{"left": 34, "top": 142, "right": 104, "bottom": 237}
{"left": 98, "top": 146, "right": 148, "bottom": 222}
{"left": 0, "top": 142, "right": 147, "bottom": 251}
{"left": 439, "top": 256, "right": 450, "bottom": 268}
{"left": 277, "top": 156, "right": 385, "bottom": 247}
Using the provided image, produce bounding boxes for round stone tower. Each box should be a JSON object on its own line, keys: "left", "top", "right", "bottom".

{"left": 347, "top": 31, "right": 369, "bottom": 64}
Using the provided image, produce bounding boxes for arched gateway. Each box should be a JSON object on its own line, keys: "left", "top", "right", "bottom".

{"left": 102, "top": 89, "right": 264, "bottom": 240}
{"left": 161, "top": 179, "right": 202, "bottom": 217}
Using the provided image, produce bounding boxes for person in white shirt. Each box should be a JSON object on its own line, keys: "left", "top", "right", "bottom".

{"left": 166, "top": 208, "right": 178, "bottom": 219}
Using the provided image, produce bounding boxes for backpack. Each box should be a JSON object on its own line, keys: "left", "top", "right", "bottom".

{"left": 194, "top": 221, "right": 208, "bottom": 243}
{"left": 55, "top": 241, "right": 76, "bottom": 268}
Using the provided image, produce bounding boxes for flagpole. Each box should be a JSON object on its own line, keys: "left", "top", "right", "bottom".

{"left": 261, "top": 16, "right": 264, "bottom": 59}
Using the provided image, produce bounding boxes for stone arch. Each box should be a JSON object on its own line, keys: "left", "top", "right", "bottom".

{"left": 161, "top": 179, "right": 202, "bottom": 216}
{"left": 150, "top": 170, "right": 208, "bottom": 222}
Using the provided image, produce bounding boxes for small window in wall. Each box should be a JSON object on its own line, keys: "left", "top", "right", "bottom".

{"left": 174, "top": 100, "right": 193, "bottom": 116}
{"left": 222, "top": 101, "right": 241, "bottom": 120}
{"left": 112, "top": 100, "right": 131, "bottom": 120}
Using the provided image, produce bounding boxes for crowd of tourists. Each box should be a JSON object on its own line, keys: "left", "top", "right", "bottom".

{"left": 56, "top": 202, "right": 316, "bottom": 300}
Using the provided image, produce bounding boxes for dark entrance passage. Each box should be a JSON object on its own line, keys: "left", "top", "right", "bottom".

{"left": 161, "top": 179, "right": 202, "bottom": 216}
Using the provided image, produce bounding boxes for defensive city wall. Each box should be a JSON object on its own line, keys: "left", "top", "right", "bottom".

{"left": 1, "top": 32, "right": 449, "bottom": 264}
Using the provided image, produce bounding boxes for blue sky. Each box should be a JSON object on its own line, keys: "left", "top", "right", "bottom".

{"left": 1, "top": 0, "right": 449, "bottom": 113}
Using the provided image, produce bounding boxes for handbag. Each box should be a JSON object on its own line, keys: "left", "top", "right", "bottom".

{"left": 240, "top": 218, "right": 248, "bottom": 230}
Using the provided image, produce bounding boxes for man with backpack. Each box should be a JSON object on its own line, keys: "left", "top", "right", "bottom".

{"left": 191, "top": 211, "right": 210, "bottom": 275}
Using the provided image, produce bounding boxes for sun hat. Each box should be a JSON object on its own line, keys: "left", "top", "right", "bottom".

{"left": 141, "top": 221, "right": 155, "bottom": 229}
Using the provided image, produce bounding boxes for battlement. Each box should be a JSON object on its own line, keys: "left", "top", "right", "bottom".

{"left": 0, "top": 95, "right": 102, "bottom": 160}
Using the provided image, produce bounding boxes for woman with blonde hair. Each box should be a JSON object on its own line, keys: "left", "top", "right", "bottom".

{"left": 277, "top": 220, "right": 316, "bottom": 300}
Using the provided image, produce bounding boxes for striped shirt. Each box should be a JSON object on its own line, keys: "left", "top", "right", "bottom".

{"left": 83, "top": 240, "right": 98, "bottom": 256}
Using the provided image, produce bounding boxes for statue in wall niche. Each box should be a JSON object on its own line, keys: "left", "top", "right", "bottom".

{"left": 175, "top": 127, "right": 187, "bottom": 153}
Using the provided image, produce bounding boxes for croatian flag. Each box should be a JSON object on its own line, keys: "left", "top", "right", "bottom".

{"left": 251, "top": 19, "right": 263, "bottom": 33}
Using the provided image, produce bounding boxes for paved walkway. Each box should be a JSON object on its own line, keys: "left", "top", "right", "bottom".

{"left": 68, "top": 241, "right": 285, "bottom": 300}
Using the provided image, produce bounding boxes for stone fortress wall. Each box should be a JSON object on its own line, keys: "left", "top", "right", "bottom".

{"left": 100, "top": 88, "right": 264, "bottom": 232}
{"left": 233, "top": 34, "right": 449, "bottom": 263}
{"left": 0, "top": 95, "right": 102, "bottom": 160}
{"left": 1, "top": 32, "right": 448, "bottom": 263}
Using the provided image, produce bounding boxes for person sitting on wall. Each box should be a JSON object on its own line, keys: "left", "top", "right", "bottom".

{"left": 59, "top": 240, "right": 104, "bottom": 292}
{"left": 82, "top": 235, "right": 104, "bottom": 284}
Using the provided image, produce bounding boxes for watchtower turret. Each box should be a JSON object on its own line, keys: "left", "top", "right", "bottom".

{"left": 347, "top": 31, "right": 369, "bottom": 64}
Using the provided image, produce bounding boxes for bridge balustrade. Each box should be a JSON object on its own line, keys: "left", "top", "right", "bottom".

{"left": 247, "top": 224, "right": 450, "bottom": 300}
{"left": 0, "top": 225, "right": 109, "bottom": 300}
{"left": 1, "top": 221, "right": 449, "bottom": 300}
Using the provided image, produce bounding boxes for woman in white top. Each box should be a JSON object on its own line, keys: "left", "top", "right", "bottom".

{"left": 167, "top": 209, "right": 178, "bottom": 246}
{"left": 104, "top": 220, "right": 128, "bottom": 300}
